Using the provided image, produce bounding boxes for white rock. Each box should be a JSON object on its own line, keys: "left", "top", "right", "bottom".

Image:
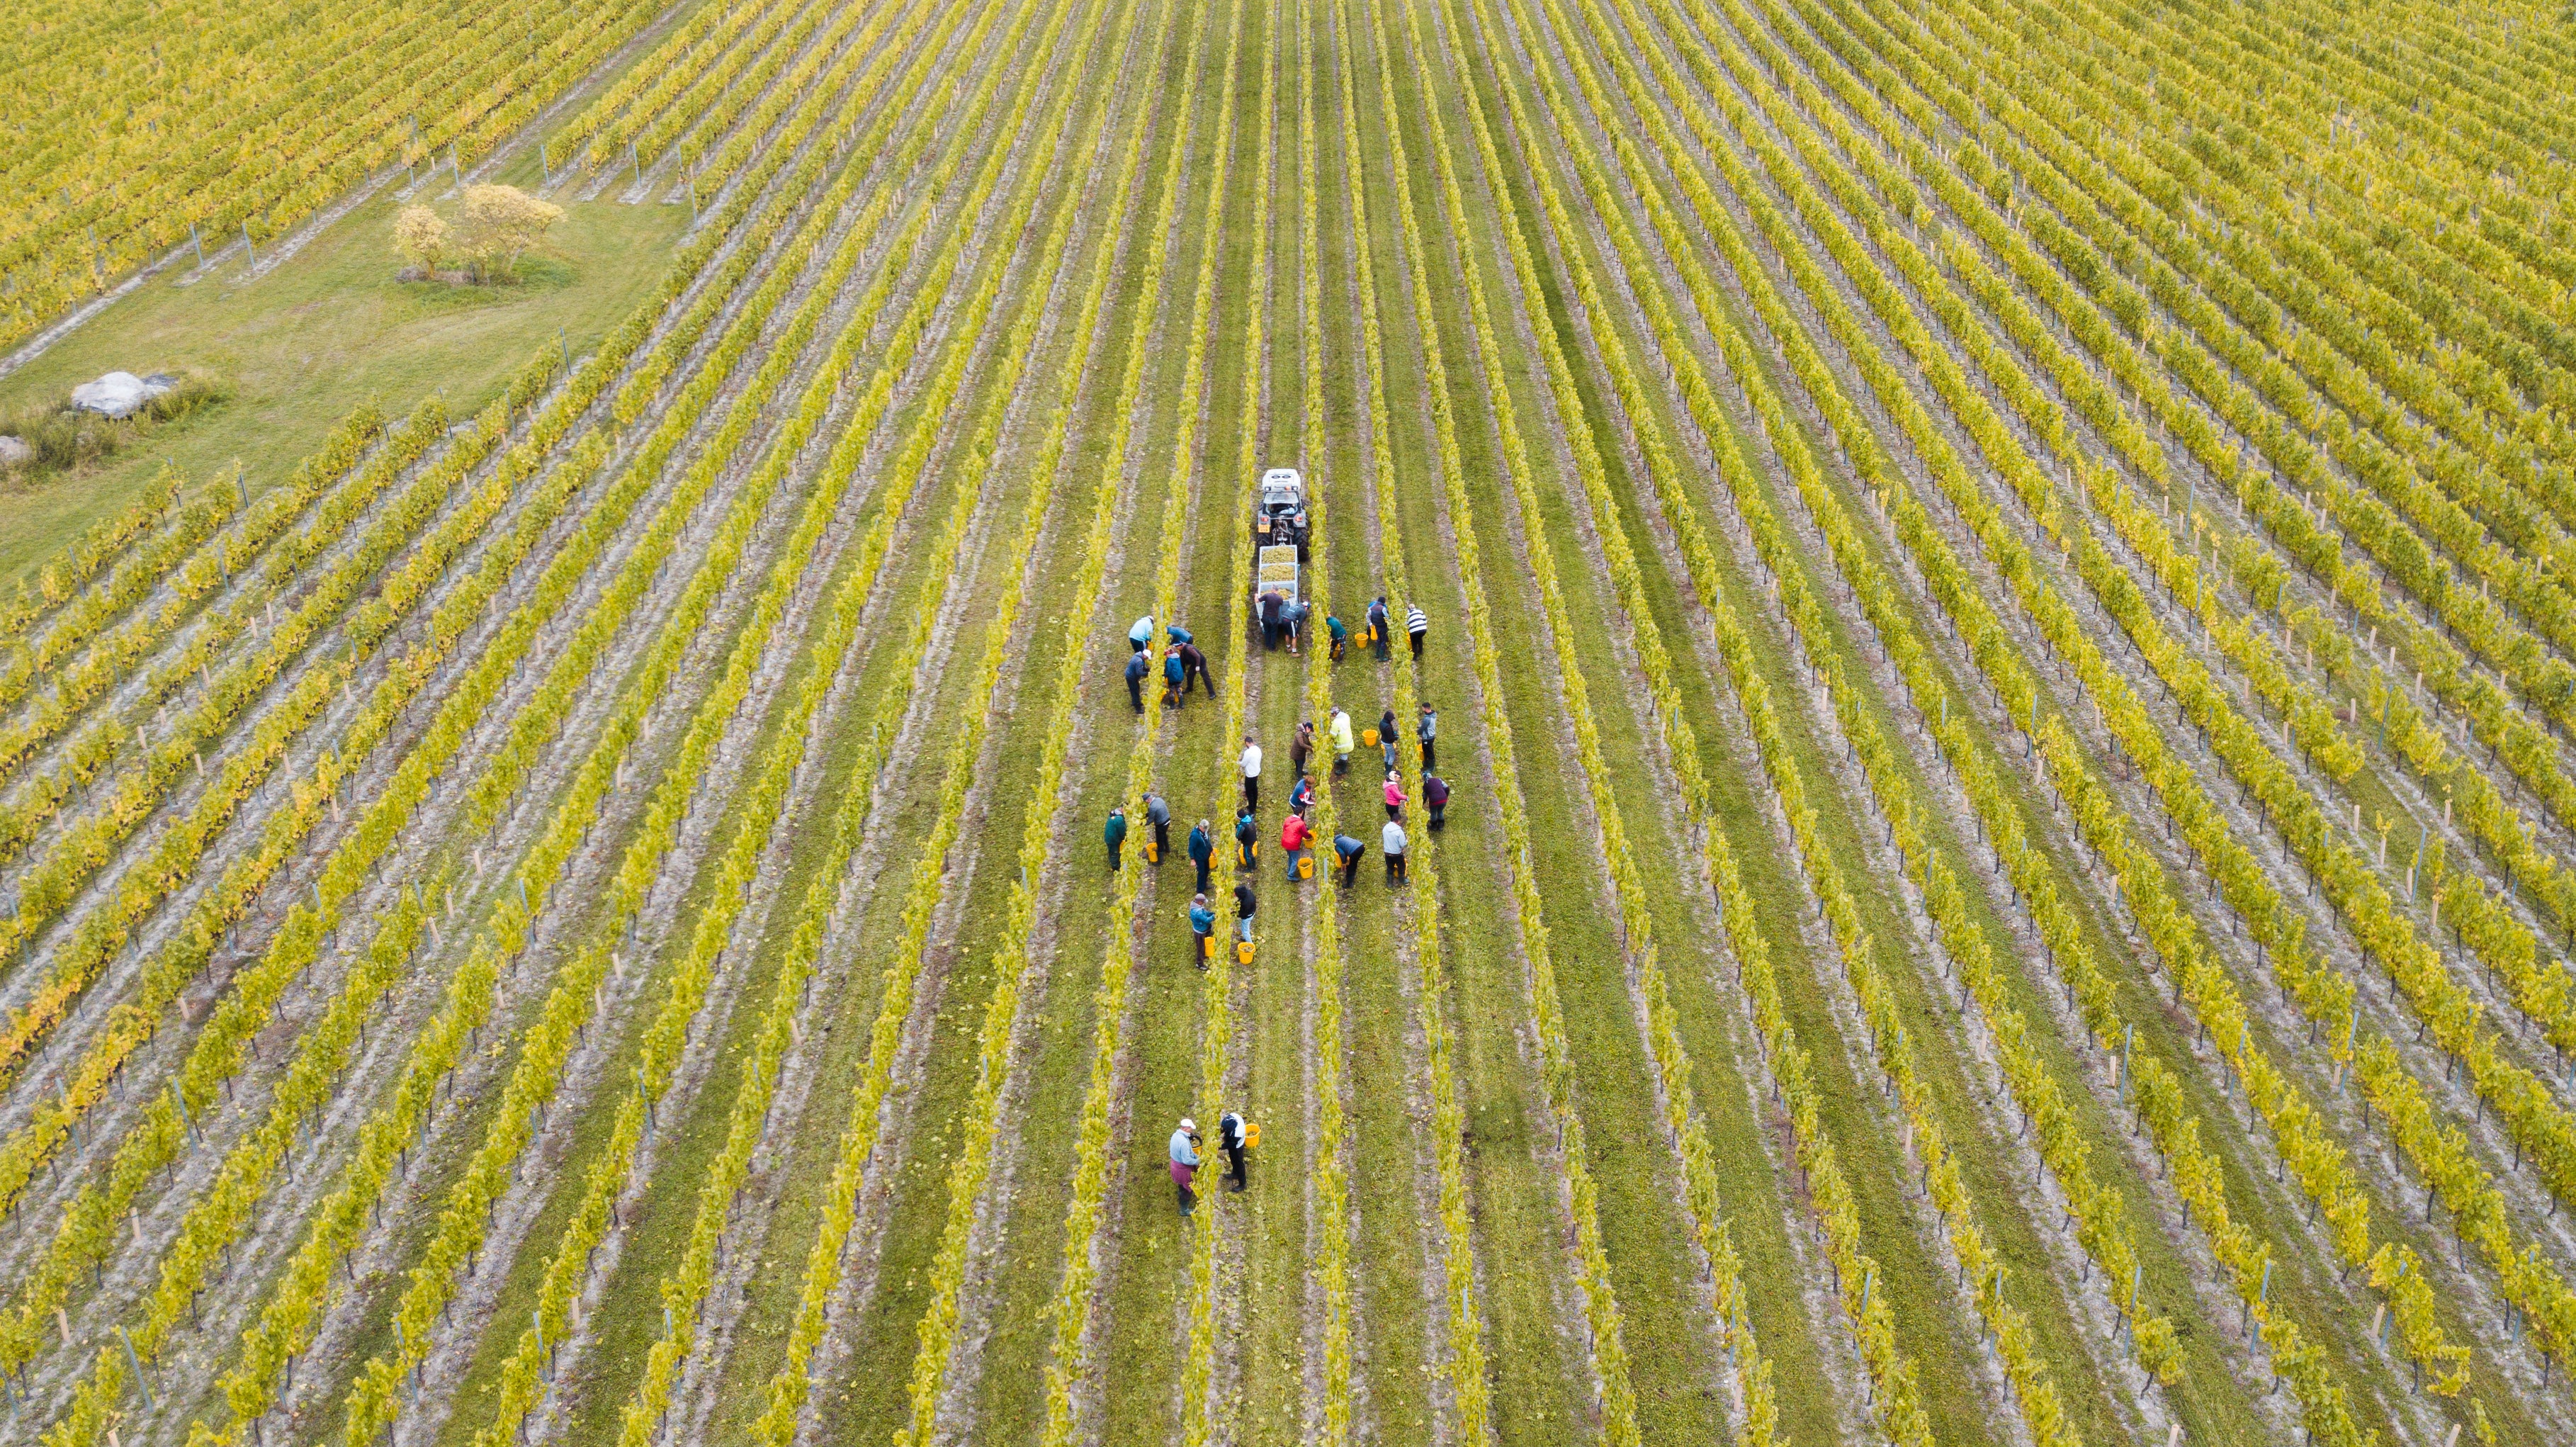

{"left": 69, "top": 371, "right": 176, "bottom": 420}
{"left": 71, "top": 371, "right": 150, "bottom": 418}
{"left": 0, "top": 436, "right": 30, "bottom": 468}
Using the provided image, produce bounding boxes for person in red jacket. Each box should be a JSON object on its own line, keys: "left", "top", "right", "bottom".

{"left": 1280, "top": 811, "right": 1311, "bottom": 881}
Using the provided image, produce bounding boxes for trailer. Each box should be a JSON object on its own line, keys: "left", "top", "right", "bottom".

{"left": 1254, "top": 543, "right": 1301, "bottom": 607}
{"left": 1250, "top": 466, "right": 1311, "bottom": 645}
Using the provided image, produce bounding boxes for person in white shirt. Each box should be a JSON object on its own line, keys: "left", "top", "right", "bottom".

{"left": 1218, "top": 1112, "right": 1249, "bottom": 1191}
{"left": 1169, "top": 1118, "right": 1202, "bottom": 1217}
{"left": 1241, "top": 736, "right": 1262, "bottom": 814}
{"left": 1382, "top": 819, "right": 1408, "bottom": 884}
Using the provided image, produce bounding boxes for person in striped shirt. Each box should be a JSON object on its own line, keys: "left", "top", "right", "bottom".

{"left": 1404, "top": 601, "right": 1428, "bottom": 660}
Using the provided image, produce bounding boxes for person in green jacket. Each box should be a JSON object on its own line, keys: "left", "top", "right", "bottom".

{"left": 1104, "top": 808, "right": 1127, "bottom": 872}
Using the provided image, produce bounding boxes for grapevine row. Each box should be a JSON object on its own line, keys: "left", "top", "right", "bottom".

{"left": 0, "top": 477, "right": 195, "bottom": 651}
{"left": 0, "top": 384, "right": 529, "bottom": 1113}
{"left": 640, "top": 0, "right": 832, "bottom": 174}
{"left": 737, "top": 9, "right": 1166, "bottom": 1440}
{"left": 0, "top": 409, "right": 414, "bottom": 858}
{"left": 0, "top": 0, "right": 934, "bottom": 1258}
{"left": 1397, "top": 0, "right": 1800, "bottom": 1438}
{"left": 521, "top": 4, "right": 1122, "bottom": 1441}
{"left": 1503, "top": 0, "right": 2403, "bottom": 1431}
{"left": 1323, "top": 0, "right": 1492, "bottom": 1436}
{"left": 19, "top": 0, "right": 983, "bottom": 1431}
{"left": 925, "top": 1, "right": 1210, "bottom": 1436}
{"left": 1291, "top": 2, "right": 1357, "bottom": 1434}
{"left": 325, "top": 2, "right": 1077, "bottom": 1433}
{"left": 1819, "top": 0, "right": 2576, "bottom": 868}
{"left": 0, "top": 0, "right": 942, "bottom": 1254}
{"left": 1866, "top": 0, "right": 2576, "bottom": 758}
{"left": 1608, "top": 0, "right": 2529, "bottom": 1409}
{"left": 1177, "top": 0, "right": 1272, "bottom": 1434}
{"left": 1480, "top": 0, "right": 2151, "bottom": 1428}
{"left": 1529, "top": 0, "right": 2213, "bottom": 1414}
{"left": 1775, "top": 0, "right": 2576, "bottom": 1032}
{"left": 555, "top": 0, "right": 786, "bottom": 167}
{"left": 0, "top": 0, "right": 665, "bottom": 348}
{"left": 1632, "top": 0, "right": 2488, "bottom": 1400}
{"left": 0, "top": 473, "right": 232, "bottom": 733}
{"left": 1882, "top": 0, "right": 2576, "bottom": 828}
{"left": 1663, "top": 0, "right": 2576, "bottom": 1353}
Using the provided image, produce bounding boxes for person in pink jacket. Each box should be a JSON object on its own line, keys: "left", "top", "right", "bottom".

{"left": 1383, "top": 771, "right": 1406, "bottom": 821}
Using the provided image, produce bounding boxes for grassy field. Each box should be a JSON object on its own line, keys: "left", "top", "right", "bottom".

{"left": 0, "top": 189, "right": 687, "bottom": 585}
{"left": 3, "top": 0, "right": 2575, "bottom": 1445}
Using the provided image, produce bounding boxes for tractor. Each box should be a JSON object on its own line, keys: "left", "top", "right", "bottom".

{"left": 1254, "top": 467, "right": 1310, "bottom": 560}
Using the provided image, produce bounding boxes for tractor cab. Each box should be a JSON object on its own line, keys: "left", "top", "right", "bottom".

{"left": 1255, "top": 467, "right": 1309, "bottom": 561}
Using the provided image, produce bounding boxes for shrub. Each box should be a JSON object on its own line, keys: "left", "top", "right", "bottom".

{"left": 0, "top": 373, "right": 231, "bottom": 483}
{"left": 394, "top": 186, "right": 563, "bottom": 284}
{"left": 392, "top": 204, "right": 449, "bottom": 272}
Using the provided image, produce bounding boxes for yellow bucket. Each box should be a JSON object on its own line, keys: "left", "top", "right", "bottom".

{"left": 1236, "top": 938, "right": 1256, "bottom": 965}
{"left": 1361, "top": 728, "right": 1379, "bottom": 747}
{"left": 1297, "top": 852, "right": 1314, "bottom": 879}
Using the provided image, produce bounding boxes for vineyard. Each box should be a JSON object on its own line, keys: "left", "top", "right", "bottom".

{"left": 4, "top": 0, "right": 2576, "bottom": 1443}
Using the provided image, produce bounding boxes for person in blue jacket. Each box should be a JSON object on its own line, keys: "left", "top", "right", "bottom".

{"left": 1333, "top": 833, "right": 1366, "bottom": 887}
{"left": 1188, "top": 893, "right": 1218, "bottom": 970}
{"left": 1124, "top": 651, "right": 1148, "bottom": 714}
{"left": 1187, "top": 818, "right": 1214, "bottom": 895}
